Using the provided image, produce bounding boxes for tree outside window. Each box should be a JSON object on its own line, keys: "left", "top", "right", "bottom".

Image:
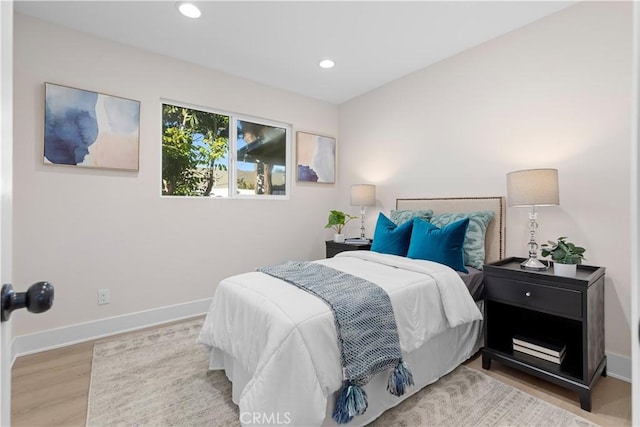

{"left": 162, "top": 104, "right": 229, "bottom": 196}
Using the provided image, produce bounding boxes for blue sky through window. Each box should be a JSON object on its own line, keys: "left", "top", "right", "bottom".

{"left": 191, "top": 132, "right": 253, "bottom": 171}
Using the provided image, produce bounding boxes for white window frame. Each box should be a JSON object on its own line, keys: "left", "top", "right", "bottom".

{"left": 231, "top": 114, "right": 291, "bottom": 200}
{"left": 160, "top": 99, "right": 291, "bottom": 200}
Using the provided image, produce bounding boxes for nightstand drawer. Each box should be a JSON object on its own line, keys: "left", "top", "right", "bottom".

{"left": 485, "top": 277, "right": 582, "bottom": 318}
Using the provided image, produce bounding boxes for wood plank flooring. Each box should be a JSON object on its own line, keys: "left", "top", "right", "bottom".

{"left": 12, "top": 342, "right": 94, "bottom": 426}
{"left": 11, "top": 319, "right": 631, "bottom": 426}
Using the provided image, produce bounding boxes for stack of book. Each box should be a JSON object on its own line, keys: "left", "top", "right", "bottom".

{"left": 512, "top": 334, "right": 566, "bottom": 365}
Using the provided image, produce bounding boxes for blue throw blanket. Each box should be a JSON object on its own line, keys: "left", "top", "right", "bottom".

{"left": 258, "top": 260, "right": 413, "bottom": 424}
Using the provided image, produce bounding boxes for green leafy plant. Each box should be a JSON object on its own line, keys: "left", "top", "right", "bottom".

{"left": 540, "top": 237, "right": 586, "bottom": 265}
{"left": 162, "top": 104, "right": 229, "bottom": 196}
{"left": 325, "top": 210, "right": 357, "bottom": 234}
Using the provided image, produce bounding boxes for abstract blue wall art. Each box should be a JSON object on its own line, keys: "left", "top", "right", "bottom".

{"left": 44, "top": 83, "right": 140, "bottom": 171}
{"left": 296, "top": 131, "right": 336, "bottom": 183}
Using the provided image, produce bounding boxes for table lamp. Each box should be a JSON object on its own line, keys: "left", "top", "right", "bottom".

{"left": 507, "top": 169, "right": 559, "bottom": 271}
{"left": 350, "top": 184, "right": 376, "bottom": 241}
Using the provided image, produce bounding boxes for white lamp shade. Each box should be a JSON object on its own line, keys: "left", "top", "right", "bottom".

{"left": 350, "top": 184, "right": 376, "bottom": 206}
{"left": 507, "top": 168, "right": 559, "bottom": 207}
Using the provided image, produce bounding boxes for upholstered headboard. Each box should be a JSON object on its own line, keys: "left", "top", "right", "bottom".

{"left": 396, "top": 196, "right": 505, "bottom": 264}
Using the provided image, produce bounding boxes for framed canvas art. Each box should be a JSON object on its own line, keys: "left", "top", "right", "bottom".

{"left": 296, "top": 131, "right": 336, "bottom": 183}
{"left": 44, "top": 83, "right": 140, "bottom": 171}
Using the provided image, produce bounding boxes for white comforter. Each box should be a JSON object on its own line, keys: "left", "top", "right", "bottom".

{"left": 197, "top": 251, "right": 482, "bottom": 426}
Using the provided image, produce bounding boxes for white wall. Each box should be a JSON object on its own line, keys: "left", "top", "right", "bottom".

{"left": 12, "top": 14, "right": 339, "bottom": 337}
{"left": 339, "top": 2, "right": 632, "bottom": 359}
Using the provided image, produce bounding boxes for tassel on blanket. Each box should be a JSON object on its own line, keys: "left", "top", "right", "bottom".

{"left": 332, "top": 381, "right": 368, "bottom": 424}
{"left": 387, "top": 359, "right": 414, "bottom": 397}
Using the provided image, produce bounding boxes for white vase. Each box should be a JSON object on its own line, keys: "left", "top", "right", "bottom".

{"left": 553, "top": 263, "right": 577, "bottom": 278}
{"left": 334, "top": 233, "right": 345, "bottom": 243}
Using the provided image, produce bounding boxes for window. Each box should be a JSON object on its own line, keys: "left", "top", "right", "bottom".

{"left": 236, "top": 119, "right": 287, "bottom": 196}
{"left": 162, "top": 103, "right": 290, "bottom": 198}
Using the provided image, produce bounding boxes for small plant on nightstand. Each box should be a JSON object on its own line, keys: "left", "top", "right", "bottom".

{"left": 541, "top": 236, "right": 586, "bottom": 278}
{"left": 325, "top": 210, "right": 357, "bottom": 243}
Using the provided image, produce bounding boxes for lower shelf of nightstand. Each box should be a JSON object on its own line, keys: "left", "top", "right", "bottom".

{"left": 482, "top": 348, "right": 607, "bottom": 412}
{"left": 490, "top": 343, "right": 582, "bottom": 380}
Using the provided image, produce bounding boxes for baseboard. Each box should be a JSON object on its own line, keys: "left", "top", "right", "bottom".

{"left": 11, "top": 300, "right": 633, "bottom": 384}
{"left": 606, "top": 351, "right": 631, "bottom": 383}
{"left": 12, "top": 298, "right": 212, "bottom": 360}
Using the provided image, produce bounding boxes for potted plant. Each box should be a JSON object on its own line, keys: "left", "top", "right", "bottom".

{"left": 325, "top": 210, "right": 357, "bottom": 243}
{"left": 540, "top": 236, "right": 586, "bottom": 278}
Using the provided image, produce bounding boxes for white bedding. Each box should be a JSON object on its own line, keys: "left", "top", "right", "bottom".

{"left": 197, "top": 251, "right": 483, "bottom": 426}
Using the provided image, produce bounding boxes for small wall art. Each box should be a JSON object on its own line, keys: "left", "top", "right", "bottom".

{"left": 44, "top": 83, "right": 140, "bottom": 171}
{"left": 296, "top": 131, "right": 336, "bottom": 183}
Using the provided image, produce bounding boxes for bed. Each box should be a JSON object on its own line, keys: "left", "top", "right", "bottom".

{"left": 197, "top": 196, "right": 505, "bottom": 426}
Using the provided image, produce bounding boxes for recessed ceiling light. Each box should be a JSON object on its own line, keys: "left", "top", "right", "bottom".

{"left": 177, "top": 2, "right": 201, "bottom": 19}
{"left": 319, "top": 59, "right": 335, "bottom": 69}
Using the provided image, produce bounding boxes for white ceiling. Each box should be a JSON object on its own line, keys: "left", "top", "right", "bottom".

{"left": 15, "top": 1, "right": 575, "bottom": 104}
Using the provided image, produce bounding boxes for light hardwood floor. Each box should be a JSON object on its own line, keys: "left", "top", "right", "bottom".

{"left": 11, "top": 319, "right": 631, "bottom": 426}
{"left": 464, "top": 356, "right": 631, "bottom": 427}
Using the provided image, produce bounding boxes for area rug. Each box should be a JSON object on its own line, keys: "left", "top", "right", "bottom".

{"left": 87, "top": 318, "right": 597, "bottom": 426}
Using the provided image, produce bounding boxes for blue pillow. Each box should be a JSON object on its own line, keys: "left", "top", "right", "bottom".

{"left": 370, "top": 213, "right": 413, "bottom": 256}
{"left": 430, "top": 211, "right": 494, "bottom": 270}
{"left": 407, "top": 217, "right": 470, "bottom": 273}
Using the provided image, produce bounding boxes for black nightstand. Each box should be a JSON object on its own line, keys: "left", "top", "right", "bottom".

{"left": 482, "top": 257, "right": 606, "bottom": 412}
{"left": 325, "top": 240, "right": 371, "bottom": 258}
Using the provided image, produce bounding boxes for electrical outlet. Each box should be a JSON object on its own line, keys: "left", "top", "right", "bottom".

{"left": 97, "top": 289, "right": 110, "bottom": 305}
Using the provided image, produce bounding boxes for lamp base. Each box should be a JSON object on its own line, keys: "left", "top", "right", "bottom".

{"left": 520, "top": 257, "right": 549, "bottom": 271}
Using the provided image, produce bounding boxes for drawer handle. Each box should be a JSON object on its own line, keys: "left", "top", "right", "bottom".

{"left": 525, "top": 292, "right": 531, "bottom": 297}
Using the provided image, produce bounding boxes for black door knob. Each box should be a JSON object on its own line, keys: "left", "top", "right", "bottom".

{"left": 1, "top": 282, "right": 54, "bottom": 322}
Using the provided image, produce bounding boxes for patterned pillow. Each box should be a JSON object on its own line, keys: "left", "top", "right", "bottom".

{"left": 389, "top": 209, "right": 433, "bottom": 226}
{"left": 430, "top": 210, "right": 494, "bottom": 270}
{"left": 407, "top": 217, "right": 469, "bottom": 273}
